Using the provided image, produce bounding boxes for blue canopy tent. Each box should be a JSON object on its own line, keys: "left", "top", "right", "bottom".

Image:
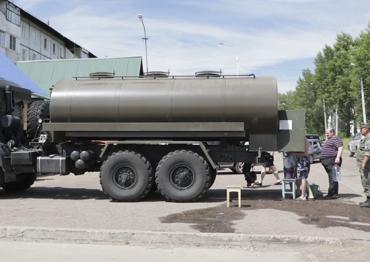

{"left": 0, "top": 52, "right": 47, "bottom": 97}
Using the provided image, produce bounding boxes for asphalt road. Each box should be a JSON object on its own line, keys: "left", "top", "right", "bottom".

{"left": 0, "top": 152, "right": 368, "bottom": 237}
{"left": 0, "top": 152, "right": 370, "bottom": 261}
{"left": 1, "top": 239, "right": 370, "bottom": 262}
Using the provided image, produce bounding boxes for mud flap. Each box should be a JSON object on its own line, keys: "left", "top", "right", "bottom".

{"left": 277, "top": 109, "right": 306, "bottom": 152}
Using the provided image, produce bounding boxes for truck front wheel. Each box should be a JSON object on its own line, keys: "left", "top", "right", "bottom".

{"left": 100, "top": 151, "right": 153, "bottom": 201}
{"left": 155, "top": 150, "right": 210, "bottom": 202}
{"left": 2, "top": 173, "right": 36, "bottom": 192}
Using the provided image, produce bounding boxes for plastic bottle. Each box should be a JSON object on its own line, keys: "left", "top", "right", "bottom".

{"left": 333, "top": 165, "right": 341, "bottom": 182}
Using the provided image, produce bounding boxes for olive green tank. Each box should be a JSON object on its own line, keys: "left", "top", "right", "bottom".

{"left": 50, "top": 77, "right": 278, "bottom": 134}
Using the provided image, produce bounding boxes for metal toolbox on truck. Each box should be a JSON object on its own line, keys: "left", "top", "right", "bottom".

{"left": 37, "top": 156, "right": 66, "bottom": 174}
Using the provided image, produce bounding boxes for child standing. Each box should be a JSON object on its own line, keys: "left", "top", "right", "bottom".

{"left": 297, "top": 156, "right": 310, "bottom": 200}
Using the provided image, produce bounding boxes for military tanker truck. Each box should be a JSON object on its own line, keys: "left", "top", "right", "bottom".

{"left": 0, "top": 74, "right": 305, "bottom": 202}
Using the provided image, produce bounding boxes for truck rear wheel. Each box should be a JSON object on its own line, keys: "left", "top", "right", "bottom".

{"left": 100, "top": 151, "right": 153, "bottom": 201}
{"left": 2, "top": 173, "right": 36, "bottom": 192}
{"left": 155, "top": 150, "right": 210, "bottom": 202}
{"left": 208, "top": 169, "right": 217, "bottom": 189}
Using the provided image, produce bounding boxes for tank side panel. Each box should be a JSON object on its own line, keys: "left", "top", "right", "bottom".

{"left": 72, "top": 81, "right": 121, "bottom": 122}
{"left": 224, "top": 78, "right": 278, "bottom": 133}
{"left": 171, "top": 79, "right": 224, "bottom": 121}
{"left": 118, "top": 79, "right": 171, "bottom": 121}
{"left": 50, "top": 80, "right": 73, "bottom": 122}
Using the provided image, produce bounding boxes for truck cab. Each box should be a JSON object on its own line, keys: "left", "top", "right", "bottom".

{"left": 0, "top": 79, "right": 38, "bottom": 191}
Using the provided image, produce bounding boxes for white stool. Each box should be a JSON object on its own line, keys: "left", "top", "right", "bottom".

{"left": 281, "top": 179, "right": 297, "bottom": 199}
{"left": 226, "top": 185, "right": 242, "bottom": 208}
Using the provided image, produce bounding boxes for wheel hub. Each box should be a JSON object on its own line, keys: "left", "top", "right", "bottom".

{"left": 114, "top": 167, "right": 137, "bottom": 189}
{"left": 171, "top": 166, "right": 194, "bottom": 189}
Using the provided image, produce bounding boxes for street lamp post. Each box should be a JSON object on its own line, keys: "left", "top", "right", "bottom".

{"left": 361, "top": 78, "right": 367, "bottom": 123}
{"left": 137, "top": 14, "right": 149, "bottom": 74}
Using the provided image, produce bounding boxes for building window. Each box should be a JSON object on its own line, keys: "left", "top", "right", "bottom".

{"left": 44, "top": 38, "right": 48, "bottom": 49}
{"left": 22, "top": 48, "right": 27, "bottom": 60}
{"left": 6, "top": 2, "right": 20, "bottom": 26}
{"left": 21, "top": 23, "right": 27, "bottom": 39}
{"left": 0, "top": 31, "right": 5, "bottom": 48}
{"left": 9, "top": 35, "right": 16, "bottom": 51}
{"left": 53, "top": 43, "right": 56, "bottom": 54}
{"left": 32, "top": 30, "right": 37, "bottom": 42}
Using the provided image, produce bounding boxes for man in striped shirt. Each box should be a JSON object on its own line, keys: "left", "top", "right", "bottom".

{"left": 320, "top": 129, "right": 343, "bottom": 198}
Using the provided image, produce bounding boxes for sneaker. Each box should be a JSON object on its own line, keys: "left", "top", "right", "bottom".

{"left": 296, "top": 195, "right": 307, "bottom": 201}
{"left": 325, "top": 194, "right": 339, "bottom": 199}
{"left": 274, "top": 180, "right": 281, "bottom": 185}
{"left": 359, "top": 199, "right": 370, "bottom": 207}
{"left": 250, "top": 182, "right": 262, "bottom": 188}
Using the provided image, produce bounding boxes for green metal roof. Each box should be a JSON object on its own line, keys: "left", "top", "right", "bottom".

{"left": 17, "top": 57, "right": 143, "bottom": 96}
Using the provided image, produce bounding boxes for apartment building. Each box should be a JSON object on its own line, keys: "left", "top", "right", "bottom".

{"left": 0, "top": 0, "right": 95, "bottom": 62}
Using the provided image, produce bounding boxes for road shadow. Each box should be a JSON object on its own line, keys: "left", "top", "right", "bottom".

{"left": 0, "top": 187, "right": 173, "bottom": 202}
{"left": 0, "top": 187, "right": 108, "bottom": 200}
{"left": 206, "top": 188, "right": 284, "bottom": 202}
{"left": 0, "top": 185, "right": 361, "bottom": 203}
{"left": 315, "top": 193, "right": 362, "bottom": 200}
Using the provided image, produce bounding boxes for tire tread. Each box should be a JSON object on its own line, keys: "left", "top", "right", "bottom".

{"left": 155, "top": 150, "right": 210, "bottom": 202}
{"left": 99, "top": 150, "right": 153, "bottom": 201}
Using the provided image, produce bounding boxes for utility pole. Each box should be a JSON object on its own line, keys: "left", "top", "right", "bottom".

{"left": 335, "top": 105, "right": 338, "bottom": 134}
{"left": 361, "top": 78, "right": 367, "bottom": 123}
{"left": 323, "top": 100, "right": 327, "bottom": 131}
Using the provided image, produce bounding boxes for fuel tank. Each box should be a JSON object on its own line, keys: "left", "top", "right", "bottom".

{"left": 50, "top": 77, "right": 278, "bottom": 134}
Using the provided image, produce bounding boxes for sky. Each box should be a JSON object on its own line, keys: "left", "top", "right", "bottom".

{"left": 14, "top": 0, "right": 370, "bottom": 93}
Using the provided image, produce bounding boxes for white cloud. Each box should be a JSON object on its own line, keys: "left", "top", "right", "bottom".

{"left": 50, "top": 6, "right": 339, "bottom": 77}
{"left": 13, "top": 0, "right": 48, "bottom": 10}
{"left": 16, "top": 0, "right": 370, "bottom": 91}
{"left": 277, "top": 80, "right": 299, "bottom": 93}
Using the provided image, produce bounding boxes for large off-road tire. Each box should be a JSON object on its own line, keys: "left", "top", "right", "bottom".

{"left": 208, "top": 169, "right": 217, "bottom": 189}
{"left": 155, "top": 150, "right": 210, "bottom": 202}
{"left": 100, "top": 151, "right": 153, "bottom": 201}
{"left": 27, "top": 100, "right": 50, "bottom": 139}
{"left": 2, "top": 173, "right": 36, "bottom": 192}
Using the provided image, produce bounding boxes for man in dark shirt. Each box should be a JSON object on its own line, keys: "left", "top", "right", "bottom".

{"left": 320, "top": 128, "right": 343, "bottom": 198}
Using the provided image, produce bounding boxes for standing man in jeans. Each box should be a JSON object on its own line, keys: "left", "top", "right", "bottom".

{"left": 320, "top": 128, "right": 343, "bottom": 198}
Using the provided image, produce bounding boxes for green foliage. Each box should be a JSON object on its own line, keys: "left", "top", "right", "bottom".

{"left": 280, "top": 27, "right": 370, "bottom": 137}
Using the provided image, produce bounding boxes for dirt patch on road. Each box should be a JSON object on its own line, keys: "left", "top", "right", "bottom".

{"left": 160, "top": 204, "right": 246, "bottom": 233}
{"left": 161, "top": 198, "right": 370, "bottom": 233}
{"left": 251, "top": 199, "right": 370, "bottom": 233}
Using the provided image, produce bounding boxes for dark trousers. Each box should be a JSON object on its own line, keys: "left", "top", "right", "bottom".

{"left": 321, "top": 157, "right": 339, "bottom": 196}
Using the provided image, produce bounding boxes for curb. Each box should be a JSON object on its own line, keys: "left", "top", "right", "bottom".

{"left": 0, "top": 226, "right": 344, "bottom": 247}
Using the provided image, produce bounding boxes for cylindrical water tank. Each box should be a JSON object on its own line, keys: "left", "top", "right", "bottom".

{"left": 50, "top": 77, "right": 278, "bottom": 133}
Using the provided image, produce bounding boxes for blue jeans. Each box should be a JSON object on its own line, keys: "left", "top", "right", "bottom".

{"left": 321, "top": 157, "right": 338, "bottom": 196}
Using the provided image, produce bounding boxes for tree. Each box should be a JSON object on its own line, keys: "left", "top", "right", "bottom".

{"left": 280, "top": 25, "right": 370, "bottom": 136}
{"left": 353, "top": 24, "right": 370, "bottom": 124}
